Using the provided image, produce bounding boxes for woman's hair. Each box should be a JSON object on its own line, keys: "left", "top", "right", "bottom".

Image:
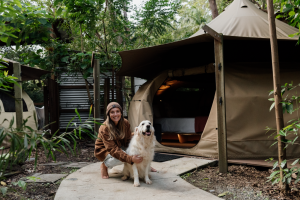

{"left": 104, "top": 108, "right": 126, "bottom": 140}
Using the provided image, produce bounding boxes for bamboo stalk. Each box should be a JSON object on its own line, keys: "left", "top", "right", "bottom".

{"left": 266, "top": 0, "right": 287, "bottom": 193}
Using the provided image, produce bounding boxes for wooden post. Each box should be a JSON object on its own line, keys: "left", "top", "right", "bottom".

{"left": 13, "top": 62, "right": 23, "bottom": 130}
{"left": 266, "top": 0, "right": 286, "bottom": 191}
{"left": 93, "top": 59, "right": 101, "bottom": 133}
{"left": 104, "top": 78, "right": 110, "bottom": 116}
{"left": 116, "top": 75, "right": 123, "bottom": 110}
{"left": 49, "top": 77, "right": 59, "bottom": 134}
{"left": 215, "top": 35, "right": 228, "bottom": 173}
{"left": 203, "top": 25, "right": 228, "bottom": 173}
{"left": 131, "top": 76, "right": 135, "bottom": 98}
{"left": 43, "top": 85, "right": 49, "bottom": 128}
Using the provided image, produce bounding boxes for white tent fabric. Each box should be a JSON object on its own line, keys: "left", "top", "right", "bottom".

{"left": 0, "top": 91, "right": 38, "bottom": 148}
{"left": 191, "top": 0, "right": 299, "bottom": 40}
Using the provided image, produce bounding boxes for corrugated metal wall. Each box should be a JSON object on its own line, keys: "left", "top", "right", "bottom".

{"left": 59, "top": 72, "right": 115, "bottom": 130}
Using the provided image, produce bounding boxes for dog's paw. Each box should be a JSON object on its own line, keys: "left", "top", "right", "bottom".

{"left": 133, "top": 182, "right": 140, "bottom": 187}
{"left": 121, "top": 176, "right": 128, "bottom": 181}
{"left": 145, "top": 179, "right": 152, "bottom": 185}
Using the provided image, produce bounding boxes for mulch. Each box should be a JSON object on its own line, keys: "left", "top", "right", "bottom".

{"left": 0, "top": 139, "right": 98, "bottom": 200}
{"left": 1, "top": 138, "right": 299, "bottom": 200}
{"left": 184, "top": 164, "right": 300, "bottom": 200}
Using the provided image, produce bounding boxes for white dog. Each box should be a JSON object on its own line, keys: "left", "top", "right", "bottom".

{"left": 122, "top": 120, "right": 155, "bottom": 187}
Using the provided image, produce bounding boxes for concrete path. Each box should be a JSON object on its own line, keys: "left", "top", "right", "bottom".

{"left": 55, "top": 158, "right": 220, "bottom": 200}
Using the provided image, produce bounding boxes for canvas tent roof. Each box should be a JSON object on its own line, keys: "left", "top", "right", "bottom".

{"left": 117, "top": 0, "right": 299, "bottom": 79}
{"left": 191, "top": 0, "right": 299, "bottom": 39}
{"left": 1, "top": 58, "right": 50, "bottom": 81}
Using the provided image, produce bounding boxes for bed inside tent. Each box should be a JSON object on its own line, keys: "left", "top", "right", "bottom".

{"left": 153, "top": 69, "right": 215, "bottom": 148}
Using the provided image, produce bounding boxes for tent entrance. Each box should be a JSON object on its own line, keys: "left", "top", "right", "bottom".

{"left": 153, "top": 73, "right": 216, "bottom": 148}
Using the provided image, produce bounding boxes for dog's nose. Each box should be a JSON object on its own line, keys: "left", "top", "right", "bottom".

{"left": 146, "top": 125, "right": 150, "bottom": 128}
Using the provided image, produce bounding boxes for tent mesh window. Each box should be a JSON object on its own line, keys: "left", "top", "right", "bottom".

{"left": 0, "top": 90, "right": 28, "bottom": 112}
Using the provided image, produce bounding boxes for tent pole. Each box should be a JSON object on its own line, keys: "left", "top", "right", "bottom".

{"left": 13, "top": 62, "right": 23, "bottom": 130}
{"left": 203, "top": 25, "right": 227, "bottom": 173}
{"left": 93, "top": 56, "right": 101, "bottom": 134}
{"left": 266, "top": 0, "right": 287, "bottom": 192}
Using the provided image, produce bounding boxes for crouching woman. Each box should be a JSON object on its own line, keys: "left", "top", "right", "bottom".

{"left": 94, "top": 102, "right": 143, "bottom": 179}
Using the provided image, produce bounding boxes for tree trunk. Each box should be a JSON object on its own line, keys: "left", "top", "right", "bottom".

{"left": 266, "top": 0, "right": 287, "bottom": 193}
{"left": 80, "top": 24, "right": 93, "bottom": 105}
{"left": 209, "top": 0, "right": 219, "bottom": 19}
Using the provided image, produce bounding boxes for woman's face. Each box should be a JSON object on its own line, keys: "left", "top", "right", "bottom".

{"left": 109, "top": 108, "right": 121, "bottom": 125}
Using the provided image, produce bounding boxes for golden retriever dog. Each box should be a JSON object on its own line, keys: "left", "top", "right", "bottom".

{"left": 122, "top": 120, "right": 155, "bottom": 187}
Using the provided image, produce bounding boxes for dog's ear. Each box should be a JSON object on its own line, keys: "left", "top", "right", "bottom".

{"left": 134, "top": 127, "right": 139, "bottom": 135}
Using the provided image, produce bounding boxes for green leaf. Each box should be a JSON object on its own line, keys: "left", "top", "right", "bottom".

{"left": 281, "top": 160, "right": 287, "bottom": 168}
{"left": 286, "top": 103, "right": 293, "bottom": 114}
{"left": 282, "top": 102, "right": 286, "bottom": 113}
{"left": 75, "top": 108, "right": 82, "bottom": 122}
{"left": 80, "top": 63, "right": 86, "bottom": 69}
{"left": 42, "top": 37, "right": 48, "bottom": 41}
{"left": 289, "top": 11, "right": 296, "bottom": 17}
{"left": 76, "top": 53, "right": 85, "bottom": 56}
{"left": 0, "top": 36, "right": 8, "bottom": 43}
{"left": 273, "top": 161, "right": 278, "bottom": 169}
{"left": 291, "top": 159, "right": 299, "bottom": 166}
{"left": 0, "top": 187, "right": 7, "bottom": 196}
{"left": 89, "top": 105, "right": 93, "bottom": 118}
{"left": 61, "top": 56, "right": 69, "bottom": 63}
{"left": 56, "top": 8, "right": 63, "bottom": 16}
{"left": 270, "top": 102, "right": 275, "bottom": 111}
{"left": 38, "top": 18, "right": 48, "bottom": 25}
{"left": 66, "top": 116, "right": 76, "bottom": 132}
{"left": 18, "top": 180, "right": 26, "bottom": 191}
{"left": 269, "top": 170, "right": 279, "bottom": 179}
{"left": 25, "top": 19, "right": 34, "bottom": 25}
{"left": 279, "top": 130, "right": 286, "bottom": 136}
{"left": 24, "top": 134, "right": 28, "bottom": 148}
{"left": 54, "top": 0, "right": 61, "bottom": 6}
{"left": 79, "top": 126, "right": 82, "bottom": 139}
{"left": 87, "top": 67, "right": 93, "bottom": 73}
{"left": 283, "top": 4, "right": 293, "bottom": 13}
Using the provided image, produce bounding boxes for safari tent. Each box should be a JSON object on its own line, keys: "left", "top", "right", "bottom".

{"left": 0, "top": 58, "right": 49, "bottom": 133}
{"left": 0, "top": 90, "right": 37, "bottom": 130}
{"left": 117, "top": 0, "right": 300, "bottom": 159}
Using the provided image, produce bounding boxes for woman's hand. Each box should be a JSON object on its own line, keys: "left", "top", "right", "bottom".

{"left": 132, "top": 155, "right": 143, "bottom": 163}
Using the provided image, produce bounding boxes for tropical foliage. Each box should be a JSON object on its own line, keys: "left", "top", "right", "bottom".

{"left": 275, "top": 0, "right": 300, "bottom": 43}
{"left": 266, "top": 83, "right": 300, "bottom": 187}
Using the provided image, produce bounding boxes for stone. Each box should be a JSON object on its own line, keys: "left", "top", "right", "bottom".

{"left": 25, "top": 158, "right": 35, "bottom": 163}
{"left": 40, "top": 162, "right": 68, "bottom": 166}
{"left": 61, "top": 162, "right": 92, "bottom": 168}
{"left": 25, "top": 174, "right": 67, "bottom": 183}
